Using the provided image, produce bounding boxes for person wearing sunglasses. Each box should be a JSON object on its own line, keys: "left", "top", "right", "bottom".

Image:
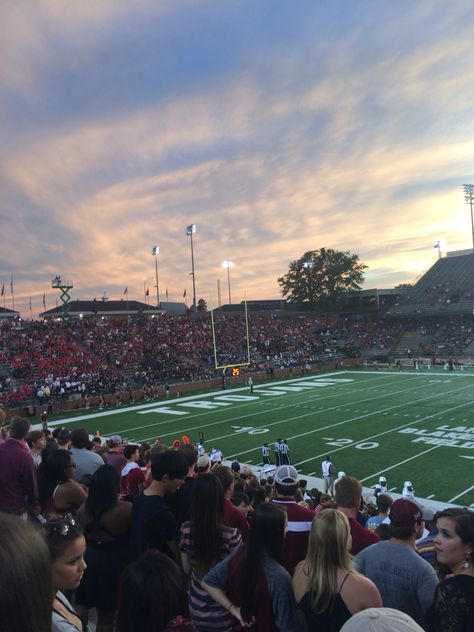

{"left": 44, "top": 515, "right": 89, "bottom": 632}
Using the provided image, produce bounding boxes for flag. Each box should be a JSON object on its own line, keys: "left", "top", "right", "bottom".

{"left": 124, "top": 286, "right": 128, "bottom": 295}
{"left": 146, "top": 287, "right": 149, "bottom": 296}
{"left": 42, "top": 293, "right": 46, "bottom": 309}
{"left": 183, "top": 289, "right": 187, "bottom": 298}
{"left": 0, "top": 284, "right": 4, "bottom": 296}
{"left": 10, "top": 274, "right": 13, "bottom": 294}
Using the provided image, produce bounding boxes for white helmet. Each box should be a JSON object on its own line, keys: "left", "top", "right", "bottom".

{"left": 337, "top": 471, "right": 346, "bottom": 479}
{"left": 379, "top": 476, "right": 387, "bottom": 484}
{"left": 403, "top": 481, "right": 413, "bottom": 488}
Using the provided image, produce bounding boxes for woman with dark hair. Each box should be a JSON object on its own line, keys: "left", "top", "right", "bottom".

{"left": 44, "top": 515, "right": 89, "bottom": 632}
{"left": 75, "top": 464, "right": 132, "bottom": 632}
{"left": 115, "top": 550, "right": 196, "bottom": 632}
{"left": 0, "top": 513, "right": 52, "bottom": 632}
{"left": 292, "top": 508, "right": 381, "bottom": 631}
{"left": 428, "top": 507, "right": 474, "bottom": 632}
{"left": 38, "top": 449, "right": 87, "bottom": 518}
{"left": 203, "top": 503, "right": 299, "bottom": 631}
{"left": 179, "top": 474, "right": 242, "bottom": 631}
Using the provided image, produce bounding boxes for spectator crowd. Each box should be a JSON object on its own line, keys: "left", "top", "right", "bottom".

{"left": 0, "top": 413, "right": 473, "bottom": 632}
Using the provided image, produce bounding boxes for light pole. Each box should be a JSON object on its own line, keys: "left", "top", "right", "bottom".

{"left": 221, "top": 260, "right": 234, "bottom": 304}
{"left": 152, "top": 246, "right": 160, "bottom": 306}
{"left": 302, "top": 261, "right": 314, "bottom": 311}
{"left": 462, "top": 184, "right": 474, "bottom": 249}
{"left": 186, "top": 224, "right": 197, "bottom": 311}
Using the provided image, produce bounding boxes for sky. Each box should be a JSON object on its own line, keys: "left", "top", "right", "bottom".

{"left": 2, "top": 0, "right": 474, "bottom": 317}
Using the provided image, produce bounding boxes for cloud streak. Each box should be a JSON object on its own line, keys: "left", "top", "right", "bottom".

{"left": 2, "top": 1, "right": 474, "bottom": 315}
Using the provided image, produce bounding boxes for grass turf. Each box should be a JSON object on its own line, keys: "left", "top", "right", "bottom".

{"left": 48, "top": 368, "right": 474, "bottom": 507}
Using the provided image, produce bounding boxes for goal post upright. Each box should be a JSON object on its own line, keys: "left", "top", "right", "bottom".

{"left": 211, "top": 296, "right": 251, "bottom": 370}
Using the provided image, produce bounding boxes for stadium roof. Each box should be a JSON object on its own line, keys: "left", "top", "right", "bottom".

{"left": 0, "top": 306, "right": 19, "bottom": 320}
{"left": 39, "top": 299, "right": 163, "bottom": 319}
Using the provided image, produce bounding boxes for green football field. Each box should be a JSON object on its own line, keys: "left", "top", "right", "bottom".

{"left": 50, "top": 369, "right": 474, "bottom": 507}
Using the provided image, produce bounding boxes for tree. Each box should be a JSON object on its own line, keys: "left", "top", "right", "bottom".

{"left": 197, "top": 298, "right": 207, "bottom": 312}
{"left": 278, "top": 248, "right": 367, "bottom": 310}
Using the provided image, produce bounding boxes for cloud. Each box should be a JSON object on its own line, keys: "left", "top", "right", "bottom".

{"left": 3, "top": 1, "right": 474, "bottom": 315}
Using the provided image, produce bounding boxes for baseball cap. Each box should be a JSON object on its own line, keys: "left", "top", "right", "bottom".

{"left": 275, "top": 465, "right": 298, "bottom": 486}
{"left": 196, "top": 455, "right": 210, "bottom": 469}
{"left": 110, "top": 435, "right": 122, "bottom": 444}
{"left": 389, "top": 499, "right": 432, "bottom": 527}
{"left": 340, "top": 607, "right": 424, "bottom": 632}
{"left": 57, "top": 429, "right": 71, "bottom": 441}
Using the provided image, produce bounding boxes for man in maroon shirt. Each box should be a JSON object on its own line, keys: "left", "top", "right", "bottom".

{"left": 106, "top": 434, "right": 127, "bottom": 473}
{"left": 0, "top": 416, "right": 38, "bottom": 517}
{"left": 213, "top": 465, "right": 249, "bottom": 541}
{"left": 335, "top": 475, "right": 380, "bottom": 554}
{"left": 272, "top": 464, "right": 315, "bottom": 574}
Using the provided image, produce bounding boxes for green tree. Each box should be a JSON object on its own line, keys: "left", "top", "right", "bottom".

{"left": 278, "top": 248, "right": 367, "bottom": 310}
{"left": 197, "top": 298, "right": 207, "bottom": 312}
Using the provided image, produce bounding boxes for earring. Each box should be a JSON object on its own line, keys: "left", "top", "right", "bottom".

{"left": 463, "top": 554, "right": 472, "bottom": 569}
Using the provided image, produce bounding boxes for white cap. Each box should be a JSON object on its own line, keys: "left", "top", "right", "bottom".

{"left": 340, "top": 608, "right": 424, "bottom": 632}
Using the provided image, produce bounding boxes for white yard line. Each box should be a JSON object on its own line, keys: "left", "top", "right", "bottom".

{"left": 292, "top": 397, "right": 473, "bottom": 468}
{"left": 138, "top": 378, "right": 438, "bottom": 443}
{"left": 449, "top": 484, "right": 474, "bottom": 504}
{"left": 223, "top": 386, "right": 473, "bottom": 461}
{"left": 358, "top": 446, "right": 441, "bottom": 483}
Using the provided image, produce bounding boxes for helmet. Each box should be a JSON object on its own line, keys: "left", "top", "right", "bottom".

{"left": 403, "top": 481, "right": 412, "bottom": 488}
{"left": 379, "top": 476, "right": 387, "bottom": 484}
{"left": 337, "top": 471, "right": 346, "bottom": 478}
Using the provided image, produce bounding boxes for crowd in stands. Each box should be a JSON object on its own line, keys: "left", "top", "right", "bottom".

{"left": 0, "top": 314, "right": 407, "bottom": 409}
{"left": 0, "top": 414, "right": 473, "bottom": 632}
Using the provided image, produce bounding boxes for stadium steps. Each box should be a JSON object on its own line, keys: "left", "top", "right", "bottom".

{"left": 394, "top": 331, "right": 426, "bottom": 355}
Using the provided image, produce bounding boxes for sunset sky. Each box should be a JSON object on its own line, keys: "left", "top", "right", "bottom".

{"left": 2, "top": 1, "right": 474, "bottom": 317}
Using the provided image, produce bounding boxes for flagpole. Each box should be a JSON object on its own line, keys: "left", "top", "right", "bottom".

{"left": 10, "top": 274, "right": 14, "bottom": 312}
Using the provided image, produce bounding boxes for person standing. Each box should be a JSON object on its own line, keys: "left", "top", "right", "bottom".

{"left": 274, "top": 438, "right": 282, "bottom": 467}
{"left": 0, "top": 416, "right": 38, "bottom": 518}
{"left": 129, "top": 450, "right": 188, "bottom": 561}
{"left": 247, "top": 376, "right": 254, "bottom": 394}
{"left": 272, "top": 465, "right": 315, "bottom": 573}
{"left": 336, "top": 476, "right": 380, "bottom": 555}
{"left": 107, "top": 435, "right": 127, "bottom": 474}
{"left": 427, "top": 508, "right": 474, "bottom": 632}
{"left": 261, "top": 443, "right": 271, "bottom": 465}
{"left": 279, "top": 439, "right": 291, "bottom": 465}
{"left": 355, "top": 498, "right": 437, "bottom": 629}
{"left": 321, "top": 455, "right": 335, "bottom": 495}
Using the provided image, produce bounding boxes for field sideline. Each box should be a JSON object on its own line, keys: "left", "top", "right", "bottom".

{"left": 48, "top": 369, "right": 474, "bottom": 507}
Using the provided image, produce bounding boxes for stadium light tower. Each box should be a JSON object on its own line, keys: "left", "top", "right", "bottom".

{"left": 221, "top": 260, "right": 234, "bottom": 304}
{"left": 186, "top": 224, "right": 197, "bottom": 311}
{"left": 152, "top": 246, "right": 160, "bottom": 306}
{"left": 462, "top": 184, "right": 474, "bottom": 249}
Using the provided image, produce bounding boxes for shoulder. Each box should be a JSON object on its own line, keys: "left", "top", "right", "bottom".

{"left": 292, "top": 561, "right": 309, "bottom": 602}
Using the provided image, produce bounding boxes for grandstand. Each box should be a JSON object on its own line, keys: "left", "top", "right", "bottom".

{"left": 387, "top": 249, "right": 474, "bottom": 317}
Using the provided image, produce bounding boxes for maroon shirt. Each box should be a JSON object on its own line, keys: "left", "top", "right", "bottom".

{"left": 0, "top": 439, "right": 38, "bottom": 515}
{"left": 224, "top": 498, "right": 250, "bottom": 541}
{"left": 349, "top": 516, "right": 380, "bottom": 555}
{"left": 106, "top": 450, "right": 127, "bottom": 474}
{"left": 272, "top": 497, "right": 315, "bottom": 574}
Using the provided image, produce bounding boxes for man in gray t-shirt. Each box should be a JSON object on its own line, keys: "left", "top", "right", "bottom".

{"left": 70, "top": 428, "right": 104, "bottom": 485}
{"left": 355, "top": 498, "right": 438, "bottom": 628}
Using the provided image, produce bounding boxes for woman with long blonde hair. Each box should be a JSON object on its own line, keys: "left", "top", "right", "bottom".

{"left": 292, "top": 508, "right": 381, "bottom": 631}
